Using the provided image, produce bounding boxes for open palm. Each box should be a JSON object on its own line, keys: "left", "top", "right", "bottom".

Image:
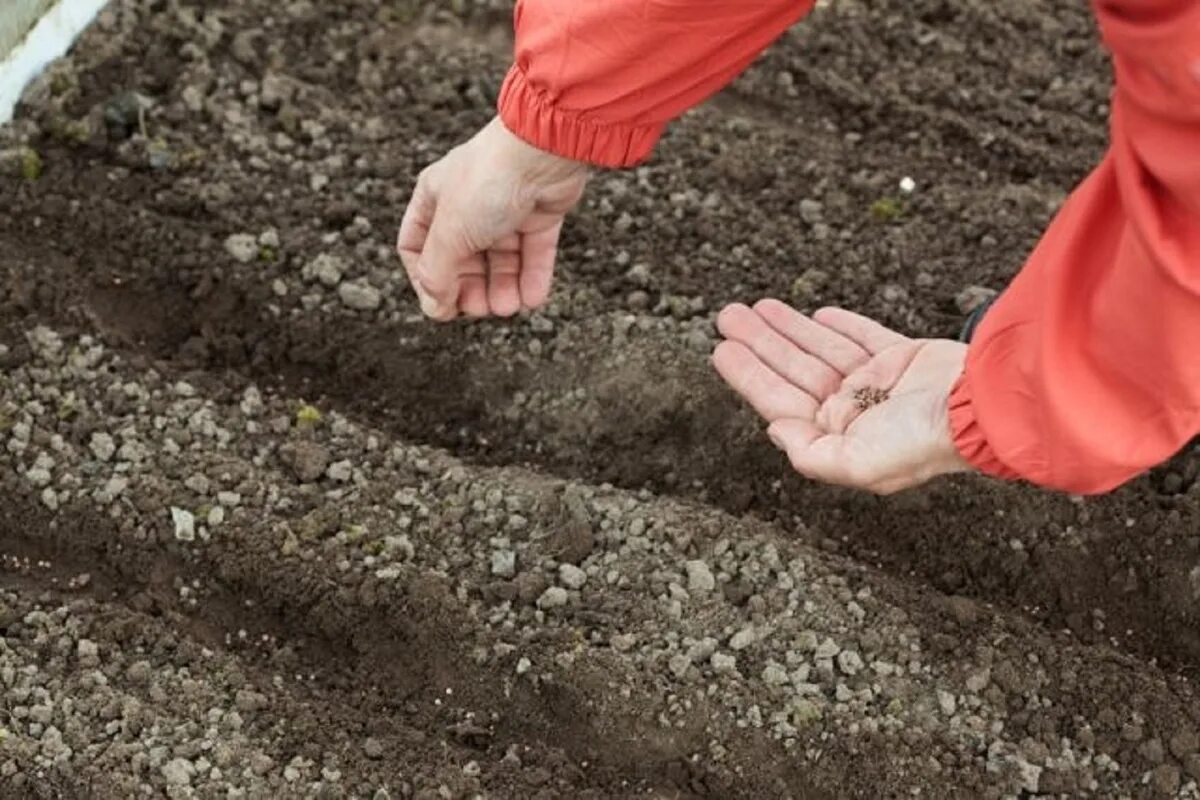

{"left": 713, "top": 300, "right": 971, "bottom": 495}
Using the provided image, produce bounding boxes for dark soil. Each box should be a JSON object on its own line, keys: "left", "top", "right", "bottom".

{"left": 2, "top": 0, "right": 1199, "bottom": 798}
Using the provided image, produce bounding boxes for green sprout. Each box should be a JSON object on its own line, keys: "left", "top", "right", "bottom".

{"left": 870, "top": 196, "right": 904, "bottom": 222}
{"left": 296, "top": 404, "right": 323, "bottom": 429}
{"left": 19, "top": 148, "right": 43, "bottom": 181}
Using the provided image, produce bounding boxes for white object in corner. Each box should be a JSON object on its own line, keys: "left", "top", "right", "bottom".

{"left": 0, "top": 0, "right": 109, "bottom": 125}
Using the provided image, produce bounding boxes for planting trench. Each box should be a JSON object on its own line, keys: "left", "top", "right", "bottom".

{"left": 2, "top": 0, "right": 1200, "bottom": 797}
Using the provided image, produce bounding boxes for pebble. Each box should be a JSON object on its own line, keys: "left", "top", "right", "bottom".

{"left": 280, "top": 441, "right": 330, "bottom": 483}
{"left": 537, "top": 587, "right": 568, "bottom": 610}
{"left": 668, "top": 654, "right": 691, "bottom": 679}
{"left": 814, "top": 638, "right": 840, "bottom": 661}
{"left": 936, "top": 689, "right": 957, "bottom": 716}
{"left": 171, "top": 507, "right": 196, "bottom": 542}
{"left": 684, "top": 560, "right": 716, "bottom": 595}
{"left": 162, "top": 758, "right": 195, "bottom": 786}
{"left": 761, "top": 664, "right": 790, "bottom": 686}
{"left": 610, "top": 634, "right": 636, "bottom": 652}
{"left": 338, "top": 281, "right": 382, "bottom": 311}
{"left": 306, "top": 253, "right": 345, "bottom": 287}
{"left": 837, "top": 650, "right": 864, "bottom": 676}
{"left": 326, "top": 460, "right": 353, "bottom": 483}
{"left": 89, "top": 432, "right": 116, "bottom": 462}
{"left": 363, "top": 738, "right": 384, "bottom": 759}
{"left": 224, "top": 234, "right": 258, "bottom": 264}
{"left": 1150, "top": 764, "right": 1180, "bottom": 796}
{"left": 559, "top": 564, "right": 587, "bottom": 590}
{"left": 729, "top": 626, "right": 756, "bottom": 651}
{"left": 710, "top": 652, "right": 738, "bottom": 675}
{"left": 491, "top": 550, "right": 517, "bottom": 578}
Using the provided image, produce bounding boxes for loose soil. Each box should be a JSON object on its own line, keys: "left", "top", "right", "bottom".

{"left": 2, "top": 0, "right": 1199, "bottom": 798}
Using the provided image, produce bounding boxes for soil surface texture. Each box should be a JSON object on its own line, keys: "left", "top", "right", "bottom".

{"left": 2, "top": 1, "right": 1200, "bottom": 798}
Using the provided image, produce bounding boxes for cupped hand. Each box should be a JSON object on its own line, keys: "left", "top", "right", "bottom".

{"left": 713, "top": 299, "right": 973, "bottom": 495}
{"left": 397, "top": 118, "right": 589, "bottom": 320}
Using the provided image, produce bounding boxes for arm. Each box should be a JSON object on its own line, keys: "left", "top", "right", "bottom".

{"left": 499, "top": 0, "right": 815, "bottom": 168}
{"left": 399, "top": 0, "right": 813, "bottom": 319}
{"left": 950, "top": 0, "right": 1200, "bottom": 493}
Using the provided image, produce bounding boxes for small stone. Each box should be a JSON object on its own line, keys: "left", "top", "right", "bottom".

{"left": 899, "top": 176, "right": 917, "bottom": 194}
{"left": 837, "top": 650, "right": 864, "bottom": 676}
{"left": 965, "top": 669, "right": 990, "bottom": 694}
{"left": 363, "top": 738, "right": 384, "bottom": 760}
{"left": 515, "top": 657, "right": 532, "bottom": 675}
{"left": 1150, "top": 764, "right": 1180, "bottom": 796}
{"left": 89, "top": 432, "right": 116, "bottom": 462}
{"left": 491, "top": 551, "right": 516, "bottom": 578}
{"left": 684, "top": 560, "right": 716, "bottom": 595}
{"left": 710, "top": 652, "right": 738, "bottom": 675}
{"left": 171, "top": 508, "right": 196, "bottom": 542}
{"left": 668, "top": 654, "right": 692, "bottom": 679}
{"left": 610, "top": 634, "right": 636, "bottom": 653}
{"left": 306, "top": 253, "right": 345, "bottom": 287}
{"left": 814, "top": 638, "right": 840, "bottom": 661}
{"left": 799, "top": 198, "right": 824, "bottom": 225}
{"left": 326, "top": 460, "right": 353, "bottom": 483}
{"left": 1169, "top": 730, "right": 1198, "bottom": 760}
{"left": 761, "top": 664, "right": 789, "bottom": 686}
{"left": 25, "top": 467, "right": 51, "bottom": 488}
{"left": 279, "top": 441, "right": 330, "bottom": 483}
{"left": 729, "top": 626, "right": 756, "bottom": 651}
{"left": 537, "top": 587, "right": 568, "bottom": 610}
{"left": 936, "top": 689, "right": 957, "bottom": 716}
{"left": 338, "top": 280, "right": 382, "bottom": 311}
{"left": 162, "top": 758, "right": 194, "bottom": 786}
{"left": 77, "top": 639, "right": 99, "bottom": 665}
{"left": 558, "top": 563, "right": 587, "bottom": 590}
{"left": 224, "top": 234, "right": 258, "bottom": 264}
{"left": 1184, "top": 753, "right": 1200, "bottom": 781}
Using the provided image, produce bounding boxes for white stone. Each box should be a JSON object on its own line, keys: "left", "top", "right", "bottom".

{"left": 537, "top": 587, "right": 568, "bottom": 610}
{"left": 89, "top": 432, "right": 116, "bottom": 462}
{"left": 729, "top": 626, "right": 756, "bottom": 651}
{"left": 490, "top": 550, "right": 516, "bottom": 578}
{"left": 338, "top": 280, "right": 382, "bottom": 311}
{"left": 558, "top": 563, "right": 587, "bottom": 590}
{"left": 684, "top": 560, "right": 716, "bottom": 594}
{"left": 837, "top": 650, "right": 864, "bottom": 676}
{"left": 710, "top": 652, "right": 738, "bottom": 675}
{"left": 171, "top": 507, "right": 196, "bottom": 542}
{"left": 224, "top": 234, "right": 258, "bottom": 264}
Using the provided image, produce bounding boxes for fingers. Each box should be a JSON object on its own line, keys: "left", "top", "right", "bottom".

{"left": 486, "top": 236, "right": 522, "bottom": 318}
{"left": 717, "top": 304, "right": 844, "bottom": 400}
{"left": 712, "top": 341, "right": 820, "bottom": 422}
{"left": 519, "top": 223, "right": 562, "bottom": 311}
{"left": 812, "top": 307, "right": 906, "bottom": 355}
{"left": 414, "top": 212, "right": 467, "bottom": 321}
{"left": 752, "top": 299, "right": 870, "bottom": 375}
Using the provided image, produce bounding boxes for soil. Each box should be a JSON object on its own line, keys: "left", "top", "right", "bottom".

{"left": 1, "top": 0, "right": 1199, "bottom": 798}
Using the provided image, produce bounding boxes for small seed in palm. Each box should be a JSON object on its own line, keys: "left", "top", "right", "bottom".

{"left": 854, "top": 387, "right": 890, "bottom": 410}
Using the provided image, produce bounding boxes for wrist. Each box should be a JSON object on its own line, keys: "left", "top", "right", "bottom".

{"left": 488, "top": 116, "right": 590, "bottom": 186}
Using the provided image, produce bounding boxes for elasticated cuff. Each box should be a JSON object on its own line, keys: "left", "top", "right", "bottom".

{"left": 497, "top": 66, "right": 665, "bottom": 169}
{"left": 948, "top": 374, "right": 1023, "bottom": 482}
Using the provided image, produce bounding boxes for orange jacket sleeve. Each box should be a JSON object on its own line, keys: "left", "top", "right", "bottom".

{"left": 497, "top": 0, "right": 815, "bottom": 168}
{"left": 950, "top": 0, "right": 1200, "bottom": 494}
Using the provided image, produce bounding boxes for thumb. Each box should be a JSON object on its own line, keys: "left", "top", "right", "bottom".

{"left": 414, "top": 214, "right": 469, "bottom": 321}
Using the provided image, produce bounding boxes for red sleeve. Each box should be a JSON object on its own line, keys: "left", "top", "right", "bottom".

{"left": 497, "top": 0, "right": 815, "bottom": 168}
{"left": 950, "top": 0, "right": 1200, "bottom": 494}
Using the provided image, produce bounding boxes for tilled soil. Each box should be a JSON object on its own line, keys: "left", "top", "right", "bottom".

{"left": 1, "top": 0, "right": 1199, "bottom": 798}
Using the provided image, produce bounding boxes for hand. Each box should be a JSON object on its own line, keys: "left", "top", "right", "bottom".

{"left": 713, "top": 299, "right": 973, "bottom": 495}
{"left": 397, "top": 118, "right": 589, "bottom": 321}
